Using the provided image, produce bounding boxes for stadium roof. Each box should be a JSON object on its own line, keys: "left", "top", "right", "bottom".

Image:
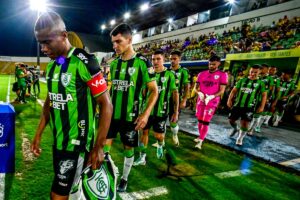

{"left": 0, "top": 0, "right": 226, "bottom": 56}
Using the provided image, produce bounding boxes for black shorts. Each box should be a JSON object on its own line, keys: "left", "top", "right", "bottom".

{"left": 143, "top": 116, "right": 168, "bottom": 133}
{"left": 51, "top": 148, "right": 88, "bottom": 196}
{"left": 228, "top": 107, "right": 254, "bottom": 122}
{"left": 168, "top": 98, "right": 180, "bottom": 121}
{"left": 107, "top": 120, "right": 138, "bottom": 147}
{"left": 277, "top": 99, "right": 288, "bottom": 112}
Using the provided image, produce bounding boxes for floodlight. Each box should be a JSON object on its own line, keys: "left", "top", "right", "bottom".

{"left": 110, "top": 19, "right": 116, "bottom": 26}
{"left": 124, "top": 12, "right": 130, "bottom": 20}
{"left": 140, "top": 3, "right": 149, "bottom": 11}
{"left": 101, "top": 24, "right": 106, "bottom": 30}
{"left": 30, "top": 0, "right": 47, "bottom": 12}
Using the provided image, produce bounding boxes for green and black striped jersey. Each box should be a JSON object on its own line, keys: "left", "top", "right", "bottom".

{"left": 110, "top": 54, "right": 155, "bottom": 122}
{"left": 170, "top": 66, "right": 189, "bottom": 99}
{"left": 270, "top": 75, "right": 281, "bottom": 100}
{"left": 46, "top": 47, "right": 107, "bottom": 152}
{"left": 233, "top": 77, "right": 266, "bottom": 108}
{"left": 144, "top": 68, "right": 177, "bottom": 117}
{"left": 259, "top": 74, "right": 274, "bottom": 97}
{"left": 277, "top": 79, "right": 296, "bottom": 100}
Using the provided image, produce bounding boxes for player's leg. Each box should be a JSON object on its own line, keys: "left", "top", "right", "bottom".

{"left": 169, "top": 99, "right": 180, "bottom": 146}
{"left": 133, "top": 129, "right": 149, "bottom": 166}
{"left": 117, "top": 123, "right": 138, "bottom": 192}
{"left": 153, "top": 117, "right": 167, "bottom": 158}
{"left": 194, "top": 102, "right": 204, "bottom": 143}
{"left": 195, "top": 106, "right": 216, "bottom": 150}
{"left": 236, "top": 109, "right": 253, "bottom": 146}
{"left": 104, "top": 120, "right": 119, "bottom": 154}
{"left": 228, "top": 107, "right": 240, "bottom": 137}
{"left": 273, "top": 100, "right": 286, "bottom": 126}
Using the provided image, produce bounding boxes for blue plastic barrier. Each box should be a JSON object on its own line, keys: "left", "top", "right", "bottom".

{"left": 0, "top": 103, "right": 15, "bottom": 173}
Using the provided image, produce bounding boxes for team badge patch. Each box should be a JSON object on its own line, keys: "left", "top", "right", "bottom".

{"left": 148, "top": 67, "right": 155, "bottom": 74}
{"left": 214, "top": 75, "right": 220, "bottom": 79}
{"left": 128, "top": 67, "right": 136, "bottom": 76}
{"left": 61, "top": 73, "right": 72, "bottom": 87}
{"left": 161, "top": 77, "right": 167, "bottom": 83}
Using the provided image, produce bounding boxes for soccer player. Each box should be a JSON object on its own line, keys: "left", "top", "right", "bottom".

{"left": 227, "top": 65, "right": 267, "bottom": 146}
{"left": 263, "top": 66, "right": 280, "bottom": 125}
{"left": 133, "top": 50, "right": 178, "bottom": 165}
{"left": 271, "top": 69, "right": 295, "bottom": 126}
{"left": 168, "top": 50, "right": 190, "bottom": 146}
{"left": 193, "top": 56, "right": 228, "bottom": 149}
{"left": 16, "top": 64, "right": 28, "bottom": 103}
{"left": 250, "top": 64, "right": 274, "bottom": 133}
{"left": 31, "top": 12, "right": 112, "bottom": 200}
{"left": 105, "top": 23, "right": 158, "bottom": 192}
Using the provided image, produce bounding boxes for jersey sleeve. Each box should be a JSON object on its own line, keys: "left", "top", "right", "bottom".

{"left": 169, "top": 72, "right": 177, "bottom": 92}
{"left": 269, "top": 76, "right": 274, "bottom": 87}
{"left": 138, "top": 55, "right": 156, "bottom": 85}
{"left": 235, "top": 78, "right": 242, "bottom": 89}
{"left": 260, "top": 81, "right": 266, "bottom": 93}
{"left": 74, "top": 49, "right": 107, "bottom": 97}
{"left": 182, "top": 68, "right": 190, "bottom": 85}
{"left": 196, "top": 72, "right": 202, "bottom": 84}
{"left": 220, "top": 71, "right": 228, "bottom": 85}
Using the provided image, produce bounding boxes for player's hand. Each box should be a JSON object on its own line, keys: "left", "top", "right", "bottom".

{"left": 227, "top": 100, "right": 233, "bottom": 109}
{"left": 205, "top": 95, "right": 215, "bottom": 105}
{"left": 256, "top": 106, "right": 264, "bottom": 113}
{"left": 134, "top": 112, "right": 149, "bottom": 130}
{"left": 197, "top": 92, "right": 205, "bottom": 101}
{"left": 31, "top": 134, "right": 42, "bottom": 157}
{"left": 179, "top": 99, "right": 186, "bottom": 109}
{"left": 170, "top": 112, "right": 179, "bottom": 123}
{"left": 87, "top": 146, "right": 104, "bottom": 170}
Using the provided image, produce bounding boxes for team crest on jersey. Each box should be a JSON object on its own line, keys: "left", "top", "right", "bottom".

{"left": 148, "top": 66, "right": 155, "bottom": 74}
{"left": 214, "top": 75, "right": 220, "bottom": 79}
{"left": 128, "top": 67, "right": 135, "bottom": 76}
{"left": 176, "top": 73, "right": 180, "bottom": 77}
{"left": 253, "top": 83, "right": 258, "bottom": 87}
{"left": 61, "top": 73, "right": 72, "bottom": 87}
{"left": 161, "top": 77, "right": 167, "bottom": 83}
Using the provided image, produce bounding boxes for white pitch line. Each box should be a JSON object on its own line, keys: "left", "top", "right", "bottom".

{"left": 6, "top": 75, "right": 11, "bottom": 103}
{"left": 215, "top": 170, "right": 251, "bottom": 179}
{"left": 279, "top": 158, "right": 300, "bottom": 166}
{"left": 0, "top": 173, "right": 5, "bottom": 200}
{"left": 119, "top": 186, "right": 168, "bottom": 200}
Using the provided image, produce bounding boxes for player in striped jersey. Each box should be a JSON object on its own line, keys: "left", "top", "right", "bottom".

{"left": 271, "top": 69, "right": 296, "bottom": 126}
{"left": 264, "top": 66, "right": 281, "bottom": 125}
{"left": 227, "top": 65, "right": 267, "bottom": 146}
{"left": 250, "top": 64, "right": 274, "bottom": 134}
{"left": 105, "top": 23, "right": 158, "bottom": 192}
{"left": 133, "top": 50, "right": 179, "bottom": 166}
{"left": 31, "top": 12, "right": 112, "bottom": 200}
{"left": 169, "top": 50, "right": 190, "bottom": 146}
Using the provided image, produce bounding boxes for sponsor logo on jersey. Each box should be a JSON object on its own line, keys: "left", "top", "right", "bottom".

{"left": 49, "top": 92, "right": 74, "bottom": 110}
{"left": 112, "top": 80, "right": 134, "bottom": 91}
{"left": 0, "top": 123, "right": 4, "bottom": 138}
{"left": 59, "top": 160, "right": 75, "bottom": 175}
{"left": 77, "top": 53, "right": 88, "bottom": 64}
{"left": 61, "top": 72, "right": 72, "bottom": 87}
{"left": 158, "top": 86, "right": 165, "bottom": 93}
{"left": 148, "top": 66, "right": 155, "bottom": 74}
{"left": 214, "top": 75, "right": 220, "bottom": 79}
{"left": 52, "top": 73, "right": 59, "bottom": 82}
{"left": 78, "top": 120, "right": 86, "bottom": 137}
{"left": 86, "top": 166, "right": 110, "bottom": 199}
{"left": 241, "top": 87, "right": 253, "bottom": 94}
{"left": 128, "top": 67, "right": 136, "bottom": 76}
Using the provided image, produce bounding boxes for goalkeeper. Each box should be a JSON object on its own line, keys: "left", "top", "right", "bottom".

{"left": 193, "top": 56, "right": 228, "bottom": 149}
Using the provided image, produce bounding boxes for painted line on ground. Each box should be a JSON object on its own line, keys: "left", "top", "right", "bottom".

{"left": 0, "top": 173, "right": 5, "bottom": 200}
{"left": 21, "top": 133, "right": 36, "bottom": 162}
{"left": 6, "top": 75, "right": 11, "bottom": 102}
{"left": 119, "top": 186, "right": 168, "bottom": 200}
{"left": 37, "top": 99, "right": 44, "bottom": 107}
{"left": 280, "top": 158, "right": 300, "bottom": 166}
{"left": 215, "top": 170, "right": 251, "bottom": 179}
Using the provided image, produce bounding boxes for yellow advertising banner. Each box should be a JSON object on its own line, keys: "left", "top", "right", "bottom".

{"left": 225, "top": 49, "right": 300, "bottom": 60}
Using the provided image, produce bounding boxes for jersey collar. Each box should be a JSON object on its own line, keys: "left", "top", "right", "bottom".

{"left": 67, "top": 47, "right": 76, "bottom": 58}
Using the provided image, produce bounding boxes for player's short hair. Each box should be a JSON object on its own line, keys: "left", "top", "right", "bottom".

{"left": 282, "top": 68, "right": 293, "bottom": 75}
{"left": 251, "top": 64, "right": 261, "bottom": 69}
{"left": 270, "top": 65, "right": 277, "bottom": 69}
{"left": 110, "top": 23, "right": 132, "bottom": 37}
{"left": 34, "top": 11, "right": 66, "bottom": 33}
{"left": 170, "top": 50, "right": 181, "bottom": 57}
{"left": 261, "top": 63, "right": 269, "bottom": 68}
{"left": 153, "top": 49, "right": 164, "bottom": 56}
{"left": 209, "top": 55, "right": 221, "bottom": 62}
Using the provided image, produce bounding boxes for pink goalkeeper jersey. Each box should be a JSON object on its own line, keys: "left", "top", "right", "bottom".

{"left": 197, "top": 70, "right": 228, "bottom": 107}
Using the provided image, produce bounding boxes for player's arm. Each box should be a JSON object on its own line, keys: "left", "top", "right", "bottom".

{"left": 257, "top": 91, "right": 267, "bottom": 113}
{"left": 180, "top": 83, "right": 190, "bottom": 109}
{"left": 214, "top": 84, "right": 226, "bottom": 97}
{"left": 135, "top": 80, "right": 158, "bottom": 130}
{"left": 31, "top": 94, "right": 50, "bottom": 157}
{"left": 171, "top": 90, "right": 179, "bottom": 123}
{"left": 89, "top": 91, "right": 113, "bottom": 169}
{"left": 227, "top": 87, "right": 238, "bottom": 109}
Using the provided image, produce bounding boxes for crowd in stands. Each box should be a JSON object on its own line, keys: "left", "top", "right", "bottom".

{"left": 136, "top": 16, "right": 300, "bottom": 61}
